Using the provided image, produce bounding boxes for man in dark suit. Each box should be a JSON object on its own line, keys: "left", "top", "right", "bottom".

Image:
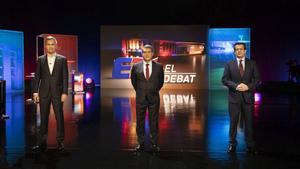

{"left": 222, "top": 42, "right": 261, "bottom": 154}
{"left": 130, "top": 44, "right": 164, "bottom": 153}
{"left": 32, "top": 36, "right": 69, "bottom": 152}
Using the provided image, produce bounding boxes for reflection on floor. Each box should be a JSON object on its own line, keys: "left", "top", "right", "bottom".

{"left": 0, "top": 88, "right": 300, "bottom": 169}
{"left": 104, "top": 89, "right": 208, "bottom": 151}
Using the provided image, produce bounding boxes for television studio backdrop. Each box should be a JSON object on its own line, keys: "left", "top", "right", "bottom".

{"left": 1, "top": 20, "right": 299, "bottom": 169}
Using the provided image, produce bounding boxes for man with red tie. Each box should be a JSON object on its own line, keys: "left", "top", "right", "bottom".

{"left": 130, "top": 45, "right": 164, "bottom": 153}
{"left": 222, "top": 42, "right": 261, "bottom": 154}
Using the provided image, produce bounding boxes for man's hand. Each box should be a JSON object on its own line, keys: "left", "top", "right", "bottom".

{"left": 61, "top": 94, "right": 68, "bottom": 102}
{"left": 236, "top": 83, "right": 249, "bottom": 92}
{"left": 33, "top": 93, "right": 39, "bottom": 103}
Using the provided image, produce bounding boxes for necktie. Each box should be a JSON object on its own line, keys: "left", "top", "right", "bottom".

{"left": 239, "top": 60, "right": 244, "bottom": 77}
{"left": 146, "top": 64, "right": 149, "bottom": 80}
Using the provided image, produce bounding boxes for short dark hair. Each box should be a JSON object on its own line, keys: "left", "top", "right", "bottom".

{"left": 143, "top": 44, "right": 154, "bottom": 52}
{"left": 233, "top": 42, "right": 246, "bottom": 50}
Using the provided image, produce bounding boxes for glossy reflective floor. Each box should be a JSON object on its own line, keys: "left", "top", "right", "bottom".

{"left": 1, "top": 88, "right": 300, "bottom": 169}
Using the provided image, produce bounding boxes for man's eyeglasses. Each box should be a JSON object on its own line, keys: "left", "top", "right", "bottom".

{"left": 234, "top": 48, "right": 245, "bottom": 51}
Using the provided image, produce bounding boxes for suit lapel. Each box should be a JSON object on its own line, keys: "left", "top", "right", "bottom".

{"left": 243, "top": 59, "right": 250, "bottom": 79}
{"left": 43, "top": 54, "right": 59, "bottom": 76}
{"left": 137, "top": 62, "right": 146, "bottom": 80}
{"left": 137, "top": 61, "right": 156, "bottom": 81}
{"left": 43, "top": 55, "right": 51, "bottom": 76}
{"left": 149, "top": 61, "right": 155, "bottom": 81}
{"left": 232, "top": 59, "right": 242, "bottom": 79}
{"left": 52, "top": 55, "right": 59, "bottom": 75}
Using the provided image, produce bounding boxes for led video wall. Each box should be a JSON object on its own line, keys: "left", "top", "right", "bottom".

{"left": 100, "top": 25, "right": 209, "bottom": 89}
{"left": 100, "top": 26, "right": 251, "bottom": 90}
{"left": 0, "top": 29, "right": 24, "bottom": 92}
{"left": 208, "top": 28, "right": 251, "bottom": 90}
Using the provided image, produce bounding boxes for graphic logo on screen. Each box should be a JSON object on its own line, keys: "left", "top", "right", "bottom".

{"left": 112, "top": 38, "right": 205, "bottom": 84}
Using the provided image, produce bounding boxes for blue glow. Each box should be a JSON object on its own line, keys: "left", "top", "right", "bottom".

{"left": 5, "top": 92, "right": 25, "bottom": 164}
{"left": 112, "top": 98, "right": 132, "bottom": 123}
{"left": 112, "top": 57, "right": 132, "bottom": 79}
{"left": 0, "top": 29, "right": 24, "bottom": 92}
{"left": 208, "top": 28, "right": 251, "bottom": 90}
{"left": 207, "top": 90, "right": 246, "bottom": 154}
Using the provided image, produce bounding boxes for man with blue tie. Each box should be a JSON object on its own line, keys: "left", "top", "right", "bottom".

{"left": 130, "top": 45, "right": 164, "bottom": 153}
{"left": 222, "top": 42, "right": 261, "bottom": 154}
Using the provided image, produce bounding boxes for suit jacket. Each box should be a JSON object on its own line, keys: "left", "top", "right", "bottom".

{"left": 33, "top": 54, "right": 69, "bottom": 98}
{"left": 222, "top": 58, "right": 261, "bottom": 104}
{"left": 130, "top": 61, "right": 164, "bottom": 104}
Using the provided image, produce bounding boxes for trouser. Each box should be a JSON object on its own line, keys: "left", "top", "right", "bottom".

{"left": 38, "top": 93, "right": 64, "bottom": 145}
{"left": 136, "top": 95, "right": 160, "bottom": 145}
{"left": 229, "top": 94, "right": 255, "bottom": 147}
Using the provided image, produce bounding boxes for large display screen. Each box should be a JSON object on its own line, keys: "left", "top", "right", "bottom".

{"left": 100, "top": 25, "right": 209, "bottom": 89}
{"left": 208, "top": 28, "right": 251, "bottom": 89}
{"left": 0, "top": 29, "right": 24, "bottom": 92}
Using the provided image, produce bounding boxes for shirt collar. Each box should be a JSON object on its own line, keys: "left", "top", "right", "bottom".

{"left": 47, "top": 52, "right": 57, "bottom": 58}
{"left": 236, "top": 56, "right": 245, "bottom": 62}
{"left": 143, "top": 60, "right": 152, "bottom": 66}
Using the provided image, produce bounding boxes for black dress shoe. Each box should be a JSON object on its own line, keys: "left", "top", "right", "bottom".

{"left": 151, "top": 144, "right": 160, "bottom": 153}
{"left": 135, "top": 144, "right": 145, "bottom": 152}
{"left": 57, "top": 142, "right": 65, "bottom": 152}
{"left": 32, "top": 144, "right": 47, "bottom": 152}
{"left": 227, "top": 144, "right": 236, "bottom": 154}
{"left": 246, "top": 146, "right": 258, "bottom": 155}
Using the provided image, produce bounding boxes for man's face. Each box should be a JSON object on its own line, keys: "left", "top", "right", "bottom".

{"left": 142, "top": 48, "right": 153, "bottom": 62}
{"left": 234, "top": 44, "right": 246, "bottom": 59}
{"left": 45, "top": 39, "right": 57, "bottom": 54}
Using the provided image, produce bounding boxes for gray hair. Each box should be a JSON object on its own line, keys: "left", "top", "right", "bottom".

{"left": 45, "top": 36, "right": 58, "bottom": 44}
{"left": 143, "top": 44, "right": 154, "bottom": 52}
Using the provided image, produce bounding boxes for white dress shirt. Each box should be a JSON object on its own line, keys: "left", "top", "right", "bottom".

{"left": 33, "top": 53, "right": 56, "bottom": 96}
{"left": 143, "top": 60, "right": 152, "bottom": 79}
{"left": 47, "top": 53, "right": 57, "bottom": 75}
{"left": 236, "top": 57, "right": 245, "bottom": 71}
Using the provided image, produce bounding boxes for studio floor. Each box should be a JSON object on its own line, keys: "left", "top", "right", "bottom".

{"left": 1, "top": 88, "right": 300, "bottom": 169}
